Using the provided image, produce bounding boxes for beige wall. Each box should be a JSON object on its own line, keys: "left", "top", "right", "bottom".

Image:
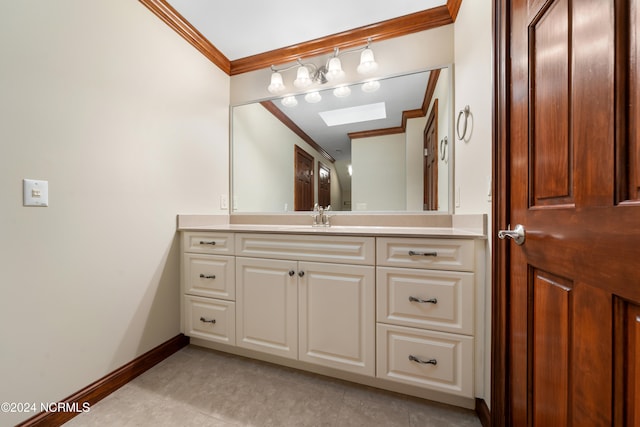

{"left": 351, "top": 134, "right": 406, "bottom": 211}
{"left": 232, "top": 103, "right": 342, "bottom": 212}
{"left": 454, "top": 0, "right": 494, "bottom": 407}
{"left": 0, "top": 1, "right": 229, "bottom": 424}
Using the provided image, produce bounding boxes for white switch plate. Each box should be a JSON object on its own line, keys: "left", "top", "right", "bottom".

{"left": 23, "top": 179, "right": 49, "bottom": 207}
{"left": 220, "top": 194, "right": 228, "bottom": 209}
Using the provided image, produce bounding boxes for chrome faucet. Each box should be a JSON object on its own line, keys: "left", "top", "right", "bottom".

{"left": 322, "top": 205, "right": 331, "bottom": 226}
{"left": 312, "top": 204, "right": 331, "bottom": 227}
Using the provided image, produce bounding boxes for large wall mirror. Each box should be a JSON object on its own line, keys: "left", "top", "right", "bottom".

{"left": 231, "top": 65, "right": 453, "bottom": 213}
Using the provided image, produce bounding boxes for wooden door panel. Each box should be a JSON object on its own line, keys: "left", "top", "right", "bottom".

{"left": 621, "top": 0, "right": 640, "bottom": 202}
{"left": 616, "top": 301, "right": 640, "bottom": 425}
{"left": 294, "top": 145, "right": 314, "bottom": 211}
{"left": 572, "top": 284, "right": 612, "bottom": 426}
{"left": 530, "top": 269, "right": 571, "bottom": 427}
{"left": 530, "top": 0, "right": 572, "bottom": 206}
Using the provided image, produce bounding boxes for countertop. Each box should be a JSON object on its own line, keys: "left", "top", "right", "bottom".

{"left": 177, "top": 223, "right": 486, "bottom": 239}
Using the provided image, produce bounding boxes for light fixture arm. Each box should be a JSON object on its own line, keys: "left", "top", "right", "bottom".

{"left": 328, "top": 38, "right": 373, "bottom": 61}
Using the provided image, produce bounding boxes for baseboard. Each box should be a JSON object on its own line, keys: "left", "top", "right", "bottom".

{"left": 475, "top": 398, "right": 491, "bottom": 427}
{"left": 16, "top": 333, "right": 189, "bottom": 427}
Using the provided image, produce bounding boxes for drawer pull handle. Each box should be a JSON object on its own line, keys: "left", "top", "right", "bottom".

{"left": 409, "top": 355, "right": 437, "bottom": 365}
{"left": 199, "top": 241, "right": 216, "bottom": 245}
{"left": 409, "top": 296, "right": 438, "bottom": 304}
{"left": 199, "top": 274, "right": 216, "bottom": 279}
{"left": 199, "top": 317, "right": 216, "bottom": 324}
{"left": 408, "top": 250, "right": 437, "bottom": 257}
{"left": 288, "top": 270, "right": 296, "bottom": 277}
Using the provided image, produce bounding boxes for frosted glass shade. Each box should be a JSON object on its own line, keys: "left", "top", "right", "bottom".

{"left": 325, "top": 57, "right": 345, "bottom": 82}
{"left": 281, "top": 96, "right": 298, "bottom": 107}
{"left": 361, "top": 80, "right": 380, "bottom": 93}
{"left": 267, "top": 72, "right": 285, "bottom": 93}
{"left": 293, "top": 66, "right": 312, "bottom": 88}
{"left": 357, "top": 48, "right": 378, "bottom": 75}
{"left": 304, "top": 91, "right": 322, "bottom": 103}
{"left": 333, "top": 86, "right": 351, "bottom": 98}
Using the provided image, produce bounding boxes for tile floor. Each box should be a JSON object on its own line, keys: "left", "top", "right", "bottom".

{"left": 65, "top": 345, "right": 482, "bottom": 427}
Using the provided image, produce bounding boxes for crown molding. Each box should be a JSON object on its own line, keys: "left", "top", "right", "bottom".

{"left": 260, "top": 101, "right": 336, "bottom": 163}
{"left": 139, "top": 0, "right": 462, "bottom": 76}
{"left": 138, "top": 0, "right": 231, "bottom": 74}
{"left": 230, "top": 5, "right": 455, "bottom": 75}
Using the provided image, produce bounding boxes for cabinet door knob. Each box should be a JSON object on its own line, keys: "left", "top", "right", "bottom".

{"left": 409, "top": 296, "right": 438, "bottom": 304}
{"left": 408, "top": 250, "right": 437, "bottom": 257}
{"left": 288, "top": 270, "right": 295, "bottom": 276}
{"left": 408, "top": 355, "right": 437, "bottom": 365}
{"left": 298, "top": 271, "right": 305, "bottom": 277}
{"left": 199, "top": 274, "right": 216, "bottom": 279}
{"left": 199, "top": 317, "right": 216, "bottom": 324}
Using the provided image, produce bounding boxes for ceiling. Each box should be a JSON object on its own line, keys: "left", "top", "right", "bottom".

{"left": 163, "top": 0, "right": 448, "bottom": 61}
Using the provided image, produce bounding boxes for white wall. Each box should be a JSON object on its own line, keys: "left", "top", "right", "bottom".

{"left": 0, "top": 1, "right": 229, "bottom": 424}
{"left": 232, "top": 103, "right": 342, "bottom": 211}
{"left": 454, "top": 0, "right": 493, "bottom": 407}
{"left": 351, "top": 134, "right": 406, "bottom": 210}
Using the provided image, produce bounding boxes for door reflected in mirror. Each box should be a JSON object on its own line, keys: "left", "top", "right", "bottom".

{"left": 231, "top": 66, "right": 452, "bottom": 213}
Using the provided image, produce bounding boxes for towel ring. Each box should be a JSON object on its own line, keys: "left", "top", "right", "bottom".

{"left": 440, "top": 136, "right": 448, "bottom": 163}
{"left": 456, "top": 105, "right": 471, "bottom": 140}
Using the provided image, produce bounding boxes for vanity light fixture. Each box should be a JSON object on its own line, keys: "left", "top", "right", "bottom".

{"left": 267, "top": 39, "right": 379, "bottom": 95}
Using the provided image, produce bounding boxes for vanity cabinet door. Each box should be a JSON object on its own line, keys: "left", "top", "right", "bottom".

{"left": 236, "top": 257, "right": 298, "bottom": 359}
{"left": 298, "top": 262, "right": 375, "bottom": 376}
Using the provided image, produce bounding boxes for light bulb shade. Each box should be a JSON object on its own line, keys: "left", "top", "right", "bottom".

{"left": 333, "top": 85, "right": 351, "bottom": 98}
{"left": 304, "top": 91, "right": 322, "bottom": 103}
{"left": 293, "top": 66, "right": 312, "bottom": 88}
{"left": 267, "top": 72, "right": 285, "bottom": 93}
{"left": 281, "top": 95, "right": 298, "bottom": 107}
{"left": 361, "top": 80, "right": 380, "bottom": 93}
{"left": 357, "top": 48, "right": 378, "bottom": 75}
{"left": 325, "top": 57, "right": 345, "bottom": 81}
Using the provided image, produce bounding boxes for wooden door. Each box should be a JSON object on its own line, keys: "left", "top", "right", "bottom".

{"left": 318, "top": 161, "right": 331, "bottom": 208}
{"left": 494, "top": 0, "right": 640, "bottom": 425}
{"left": 424, "top": 100, "right": 438, "bottom": 210}
{"left": 294, "top": 145, "right": 314, "bottom": 211}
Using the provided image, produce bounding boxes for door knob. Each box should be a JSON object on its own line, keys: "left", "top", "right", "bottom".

{"left": 498, "top": 224, "right": 526, "bottom": 245}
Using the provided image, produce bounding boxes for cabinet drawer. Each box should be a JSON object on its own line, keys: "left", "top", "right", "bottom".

{"left": 377, "top": 324, "right": 473, "bottom": 397}
{"left": 184, "top": 295, "right": 235, "bottom": 345}
{"left": 236, "top": 233, "right": 375, "bottom": 265}
{"left": 377, "top": 267, "right": 474, "bottom": 335}
{"left": 377, "top": 238, "right": 475, "bottom": 271}
{"left": 182, "top": 232, "right": 234, "bottom": 255}
{"left": 183, "top": 253, "right": 235, "bottom": 300}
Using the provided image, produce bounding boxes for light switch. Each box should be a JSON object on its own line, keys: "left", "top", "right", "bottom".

{"left": 23, "top": 179, "right": 49, "bottom": 207}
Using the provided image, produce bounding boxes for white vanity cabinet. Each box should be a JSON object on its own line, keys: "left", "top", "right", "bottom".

{"left": 235, "top": 233, "right": 376, "bottom": 376}
{"left": 375, "top": 237, "right": 479, "bottom": 398}
{"left": 179, "top": 226, "right": 485, "bottom": 409}
{"left": 181, "top": 232, "right": 236, "bottom": 345}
